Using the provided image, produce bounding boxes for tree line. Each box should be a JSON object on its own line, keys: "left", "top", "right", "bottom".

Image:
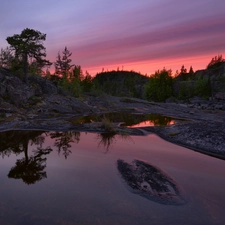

{"left": 0, "top": 28, "right": 224, "bottom": 101}
{"left": 0, "top": 28, "right": 93, "bottom": 95}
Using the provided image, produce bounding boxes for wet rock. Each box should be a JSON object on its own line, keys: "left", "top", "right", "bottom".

{"left": 153, "top": 121, "right": 225, "bottom": 159}
{"left": 117, "top": 159, "right": 188, "bottom": 205}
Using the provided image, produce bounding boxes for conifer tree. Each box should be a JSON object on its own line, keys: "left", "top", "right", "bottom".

{"left": 55, "top": 46, "right": 74, "bottom": 79}
{"left": 6, "top": 28, "right": 51, "bottom": 83}
{"left": 180, "top": 65, "right": 187, "bottom": 74}
{"left": 189, "top": 66, "right": 194, "bottom": 75}
{"left": 207, "top": 55, "right": 225, "bottom": 69}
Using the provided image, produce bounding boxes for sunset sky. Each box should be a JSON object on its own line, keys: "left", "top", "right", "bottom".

{"left": 1, "top": 0, "right": 225, "bottom": 76}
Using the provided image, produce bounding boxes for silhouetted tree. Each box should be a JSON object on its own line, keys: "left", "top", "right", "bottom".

{"left": 55, "top": 46, "right": 74, "bottom": 79}
{"left": 6, "top": 28, "right": 51, "bottom": 83}
{"left": 180, "top": 65, "right": 187, "bottom": 74}
{"left": 188, "top": 66, "right": 194, "bottom": 75}
{"left": 174, "top": 70, "right": 179, "bottom": 77}
{"left": 207, "top": 54, "right": 225, "bottom": 69}
{"left": 81, "top": 71, "right": 92, "bottom": 92}
{"left": 71, "top": 65, "right": 83, "bottom": 80}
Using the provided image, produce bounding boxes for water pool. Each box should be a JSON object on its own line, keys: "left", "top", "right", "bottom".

{"left": 0, "top": 130, "right": 224, "bottom": 225}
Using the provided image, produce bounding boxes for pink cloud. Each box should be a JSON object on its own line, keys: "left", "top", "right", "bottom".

{"left": 2, "top": 0, "right": 225, "bottom": 76}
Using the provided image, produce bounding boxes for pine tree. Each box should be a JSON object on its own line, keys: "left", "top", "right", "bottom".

{"left": 71, "top": 65, "right": 83, "bottom": 80}
{"left": 207, "top": 55, "right": 225, "bottom": 69}
{"left": 189, "top": 66, "right": 194, "bottom": 75}
{"left": 54, "top": 46, "right": 74, "bottom": 79}
{"left": 6, "top": 28, "right": 51, "bottom": 83}
{"left": 180, "top": 65, "right": 187, "bottom": 74}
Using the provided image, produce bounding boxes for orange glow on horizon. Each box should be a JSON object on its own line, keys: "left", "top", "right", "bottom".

{"left": 82, "top": 53, "right": 219, "bottom": 76}
{"left": 46, "top": 53, "right": 222, "bottom": 77}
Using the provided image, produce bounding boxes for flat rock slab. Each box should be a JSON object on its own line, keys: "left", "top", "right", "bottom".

{"left": 117, "top": 159, "right": 188, "bottom": 205}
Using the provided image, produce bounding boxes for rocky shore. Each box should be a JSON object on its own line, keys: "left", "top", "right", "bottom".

{"left": 0, "top": 68, "right": 224, "bottom": 160}
{"left": 0, "top": 94, "right": 224, "bottom": 160}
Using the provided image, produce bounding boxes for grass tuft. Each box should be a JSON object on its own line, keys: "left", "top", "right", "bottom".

{"left": 100, "top": 117, "right": 116, "bottom": 133}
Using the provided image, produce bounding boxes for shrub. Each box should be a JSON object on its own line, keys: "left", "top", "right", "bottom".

{"left": 100, "top": 117, "right": 116, "bottom": 133}
{"left": 194, "top": 77, "right": 211, "bottom": 98}
{"left": 144, "top": 68, "right": 173, "bottom": 101}
{"left": 60, "top": 77, "right": 82, "bottom": 97}
{"left": 178, "top": 81, "right": 195, "bottom": 100}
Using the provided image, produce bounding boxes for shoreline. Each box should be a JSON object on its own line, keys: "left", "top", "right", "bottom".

{"left": 0, "top": 97, "right": 224, "bottom": 160}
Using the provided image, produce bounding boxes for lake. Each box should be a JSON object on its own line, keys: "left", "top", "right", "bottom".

{"left": 0, "top": 130, "right": 225, "bottom": 225}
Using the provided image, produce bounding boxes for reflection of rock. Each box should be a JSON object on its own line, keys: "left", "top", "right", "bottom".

{"left": 117, "top": 159, "right": 188, "bottom": 205}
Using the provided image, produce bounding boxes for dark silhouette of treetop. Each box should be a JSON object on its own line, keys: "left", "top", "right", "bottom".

{"left": 6, "top": 28, "right": 51, "bottom": 82}
{"left": 207, "top": 54, "right": 225, "bottom": 70}
{"left": 188, "top": 66, "right": 194, "bottom": 75}
{"left": 180, "top": 65, "right": 187, "bottom": 74}
{"left": 55, "top": 46, "right": 74, "bottom": 78}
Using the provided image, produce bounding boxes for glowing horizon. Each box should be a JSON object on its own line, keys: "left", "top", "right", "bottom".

{"left": 47, "top": 53, "right": 220, "bottom": 77}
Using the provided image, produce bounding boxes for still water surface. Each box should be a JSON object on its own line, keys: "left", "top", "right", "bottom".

{"left": 0, "top": 130, "right": 225, "bottom": 225}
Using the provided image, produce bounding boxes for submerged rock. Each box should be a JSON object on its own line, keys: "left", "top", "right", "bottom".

{"left": 117, "top": 159, "right": 188, "bottom": 205}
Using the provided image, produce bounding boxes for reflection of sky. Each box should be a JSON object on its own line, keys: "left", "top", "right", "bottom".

{"left": 127, "top": 120, "right": 175, "bottom": 128}
{"left": 1, "top": 0, "right": 225, "bottom": 75}
{"left": 1, "top": 131, "right": 225, "bottom": 223}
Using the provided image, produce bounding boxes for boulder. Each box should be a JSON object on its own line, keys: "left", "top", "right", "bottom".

{"left": 0, "top": 72, "right": 34, "bottom": 106}
{"left": 215, "top": 92, "right": 225, "bottom": 101}
{"left": 28, "top": 75, "right": 58, "bottom": 94}
{"left": 37, "top": 94, "right": 91, "bottom": 114}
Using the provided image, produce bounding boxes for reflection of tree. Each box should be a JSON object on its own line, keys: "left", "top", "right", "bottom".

{"left": 72, "top": 115, "right": 99, "bottom": 124}
{"left": 0, "top": 130, "right": 83, "bottom": 184}
{"left": 96, "top": 132, "right": 133, "bottom": 153}
{"left": 8, "top": 151, "right": 49, "bottom": 185}
{"left": 31, "top": 134, "right": 46, "bottom": 147}
{"left": 0, "top": 130, "right": 53, "bottom": 185}
{"left": 8, "top": 157, "right": 45, "bottom": 184}
{"left": 87, "top": 112, "right": 175, "bottom": 127}
{"left": 50, "top": 131, "right": 80, "bottom": 159}
{"left": 0, "top": 130, "right": 82, "bottom": 184}
{"left": 0, "top": 130, "right": 44, "bottom": 158}
{"left": 146, "top": 114, "right": 173, "bottom": 126}
{"left": 7, "top": 135, "right": 52, "bottom": 185}
{"left": 99, "top": 113, "right": 144, "bottom": 127}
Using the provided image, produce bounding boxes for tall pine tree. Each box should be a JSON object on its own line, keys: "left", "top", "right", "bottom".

{"left": 6, "top": 28, "right": 51, "bottom": 83}
{"left": 55, "top": 46, "right": 74, "bottom": 79}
